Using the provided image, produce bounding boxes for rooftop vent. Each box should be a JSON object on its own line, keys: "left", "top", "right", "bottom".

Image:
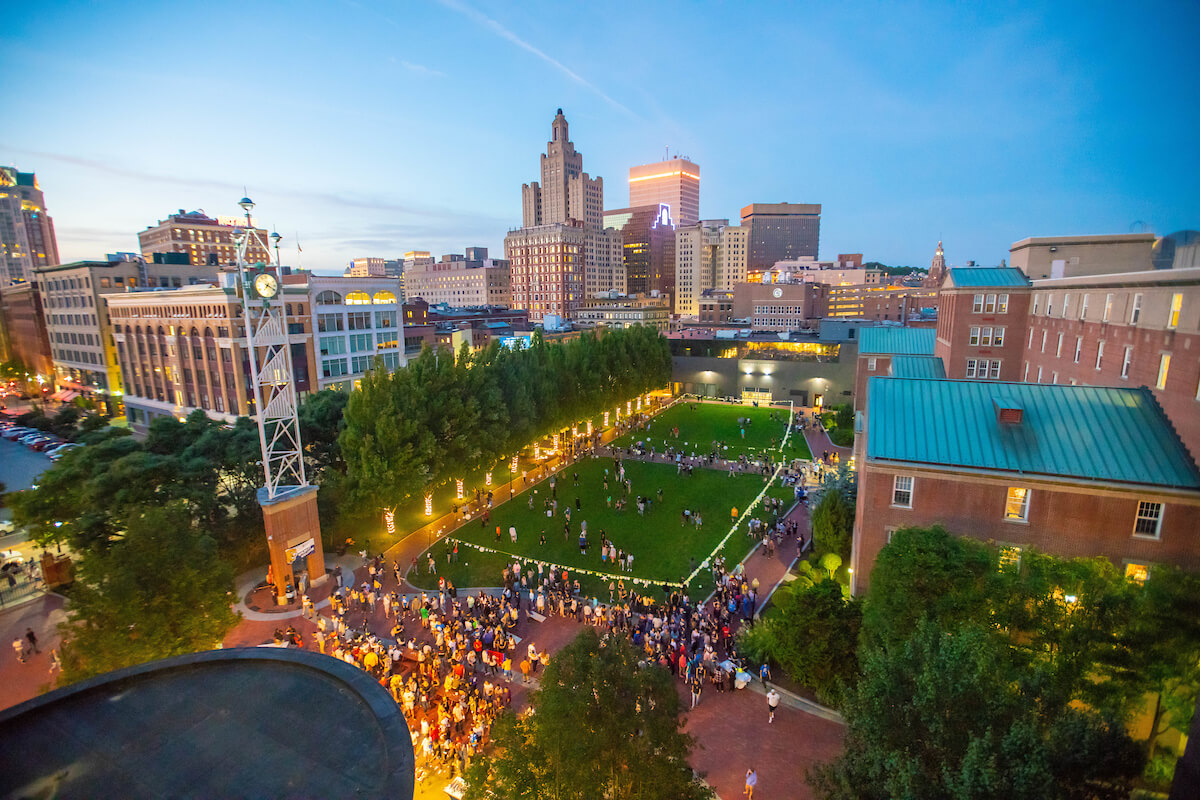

{"left": 992, "top": 397, "right": 1023, "bottom": 425}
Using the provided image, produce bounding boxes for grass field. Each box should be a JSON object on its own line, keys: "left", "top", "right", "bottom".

{"left": 611, "top": 402, "right": 812, "bottom": 463}
{"left": 409, "top": 455, "right": 794, "bottom": 597}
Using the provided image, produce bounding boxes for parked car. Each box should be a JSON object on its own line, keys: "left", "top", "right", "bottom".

{"left": 2, "top": 427, "right": 33, "bottom": 440}
{"left": 17, "top": 433, "right": 47, "bottom": 445}
{"left": 48, "top": 443, "right": 82, "bottom": 460}
{"left": 32, "top": 437, "right": 63, "bottom": 451}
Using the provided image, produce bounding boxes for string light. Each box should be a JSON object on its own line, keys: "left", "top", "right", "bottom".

{"left": 424, "top": 493, "right": 433, "bottom": 516}
{"left": 384, "top": 509, "right": 395, "bottom": 535}
{"left": 456, "top": 479, "right": 464, "bottom": 500}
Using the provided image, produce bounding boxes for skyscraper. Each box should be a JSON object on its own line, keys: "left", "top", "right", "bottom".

{"left": 674, "top": 219, "right": 748, "bottom": 316}
{"left": 0, "top": 167, "right": 60, "bottom": 285}
{"left": 602, "top": 204, "right": 677, "bottom": 306}
{"left": 628, "top": 157, "right": 700, "bottom": 227}
{"left": 508, "top": 109, "right": 620, "bottom": 320}
{"left": 741, "top": 202, "right": 821, "bottom": 272}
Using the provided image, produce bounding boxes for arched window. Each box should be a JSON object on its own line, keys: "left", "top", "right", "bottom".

{"left": 372, "top": 291, "right": 397, "bottom": 305}
{"left": 344, "top": 291, "right": 371, "bottom": 305}
{"left": 316, "top": 290, "right": 343, "bottom": 305}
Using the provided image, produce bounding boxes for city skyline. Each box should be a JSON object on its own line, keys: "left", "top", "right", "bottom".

{"left": 3, "top": 0, "right": 1197, "bottom": 273}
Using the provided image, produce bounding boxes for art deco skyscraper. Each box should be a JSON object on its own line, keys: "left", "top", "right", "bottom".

{"left": 0, "top": 167, "right": 60, "bottom": 285}
{"left": 508, "top": 109, "right": 620, "bottom": 321}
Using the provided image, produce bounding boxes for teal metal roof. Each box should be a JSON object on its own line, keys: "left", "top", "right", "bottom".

{"left": 866, "top": 377, "right": 1200, "bottom": 489}
{"left": 946, "top": 267, "right": 1031, "bottom": 288}
{"left": 858, "top": 327, "right": 936, "bottom": 356}
{"left": 889, "top": 356, "right": 946, "bottom": 379}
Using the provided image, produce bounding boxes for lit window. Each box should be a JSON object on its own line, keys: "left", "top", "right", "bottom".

{"left": 892, "top": 475, "right": 913, "bottom": 508}
{"left": 985, "top": 294, "right": 997, "bottom": 313}
{"left": 1157, "top": 354, "right": 1171, "bottom": 390}
{"left": 981, "top": 327, "right": 993, "bottom": 346}
{"left": 1124, "top": 563, "right": 1149, "bottom": 584}
{"left": 997, "top": 294, "right": 1009, "bottom": 313}
{"left": 1004, "top": 487, "right": 1030, "bottom": 521}
{"left": 1168, "top": 293, "right": 1182, "bottom": 329}
{"left": 1133, "top": 501, "right": 1163, "bottom": 538}
{"left": 969, "top": 326, "right": 980, "bottom": 346}
{"left": 993, "top": 328, "right": 1005, "bottom": 347}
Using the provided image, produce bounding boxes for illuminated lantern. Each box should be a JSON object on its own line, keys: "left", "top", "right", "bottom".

{"left": 587, "top": 420, "right": 593, "bottom": 435}
{"left": 424, "top": 493, "right": 433, "bottom": 516}
{"left": 627, "top": 400, "right": 631, "bottom": 413}
{"left": 553, "top": 433, "right": 560, "bottom": 450}
{"left": 456, "top": 479, "right": 464, "bottom": 500}
{"left": 571, "top": 424, "right": 578, "bottom": 438}
{"left": 603, "top": 412, "right": 609, "bottom": 427}
{"left": 534, "top": 444, "right": 541, "bottom": 459}
{"left": 384, "top": 509, "right": 395, "bottom": 535}
{"left": 636, "top": 397, "right": 642, "bottom": 411}
{"left": 510, "top": 455, "right": 519, "bottom": 472}
{"left": 486, "top": 472, "right": 492, "bottom": 486}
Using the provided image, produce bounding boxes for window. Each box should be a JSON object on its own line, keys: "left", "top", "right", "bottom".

{"left": 1103, "top": 293, "right": 1113, "bottom": 322}
{"left": 972, "top": 294, "right": 984, "bottom": 313}
{"left": 1056, "top": 333, "right": 1064, "bottom": 358}
{"left": 1046, "top": 294, "right": 1054, "bottom": 316}
{"left": 380, "top": 352, "right": 400, "bottom": 370}
{"left": 1004, "top": 487, "right": 1030, "bottom": 521}
{"left": 966, "top": 359, "right": 977, "bottom": 378}
{"left": 1121, "top": 346, "right": 1132, "bottom": 378}
{"left": 375, "top": 310, "right": 396, "bottom": 328}
{"left": 1130, "top": 293, "right": 1142, "bottom": 324}
{"left": 1028, "top": 328, "right": 1034, "bottom": 349}
{"left": 1168, "top": 293, "right": 1182, "bottom": 329}
{"left": 892, "top": 475, "right": 913, "bottom": 508}
{"left": 985, "top": 294, "right": 997, "bottom": 313}
{"left": 1032, "top": 295, "right": 1040, "bottom": 316}
{"left": 1157, "top": 354, "right": 1171, "bottom": 390}
{"left": 1079, "top": 294, "right": 1088, "bottom": 320}
{"left": 969, "top": 327, "right": 980, "bottom": 346}
{"left": 1051, "top": 371, "right": 1058, "bottom": 384}
{"left": 351, "top": 355, "right": 374, "bottom": 373}
{"left": 317, "top": 313, "right": 343, "bottom": 332}
{"left": 1095, "top": 340, "right": 1104, "bottom": 370}
{"left": 347, "top": 311, "right": 372, "bottom": 330}
{"left": 322, "top": 358, "right": 349, "bottom": 378}
{"left": 1133, "top": 501, "right": 1163, "bottom": 538}
{"left": 1036, "top": 366, "right": 1043, "bottom": 383}
{"left": 349, "top": 333, "right": 373, "bottom": 353}
{"left": 1124, "top": 563, "right": 1149, "bottom": 584}
{"left": 1024, "top": 361, "right": 1030, "bottom": 381}
{"left": 1074, "top": 336, "right": 1082, "bottom": 364}
{"left": 1040, "top": 330, "right": 1047, "bottom": 353}
{"left": 344, "top": 291, "right": 371, "bottom": 305}
{"left": 315, "top": 290, "right": 343, "bottom": 304}
{"left": 993, "top": 328, "right": 1005, "bottom": 347}
{"left": 990, "top": 360, "right": 1001, "bottom": 379}
{"left": 997, "top": 294, "right": 1009, "bottom": 313}
{"left": 999, "top": 545, "right": 1022, "bottom": 571}
{"left": 981, "top": 327, "right": 993, "bottom": 346}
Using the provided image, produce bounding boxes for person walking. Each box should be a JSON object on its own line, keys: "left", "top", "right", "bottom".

{"left": 767, "top": 687, "right": 780, "bottom": 723}
{"left": 25, "top": 627, "right": 40, "bottom": 654}
{"left": 689, "top": 672, "right": 702, "bottom": 709}
{"left": 12, "top": 637, "right": 26, "bottom": 663}
{"left": 744, "top": 768, "right": 757, "bottom": 799}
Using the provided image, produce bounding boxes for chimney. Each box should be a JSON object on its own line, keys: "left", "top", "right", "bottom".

{"left": 992, "top": 397, "right": 1023, "bottom": 425}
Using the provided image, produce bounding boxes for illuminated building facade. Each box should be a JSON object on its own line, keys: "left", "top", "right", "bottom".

{"left": 404, "top": 247, "right": 511, "bottom": 308}
{"left": 675, "top": 220, "right": 748, "bottom": 316}
{"left": 628, "top": 158, "right": 699, "bottom": 227}
{"left": 0, "top": 167, "right": 59, "bottom": 285}
{"left": 347, "top": 257, "right": 402, "bottom": 278}
{"left": 602, "top": 204, "right": 677, "bottom": 307}
{"left": 0, "top": 280, "right": 54, "bottom": 379}
{"left": 310, "top": 275, "right": 408, "bottom": 392}
{"left": 741, "top": 202, "right": 821, "bottom": 271}
{"left": 138, "top": 210, "right": 271, "bottom": 267}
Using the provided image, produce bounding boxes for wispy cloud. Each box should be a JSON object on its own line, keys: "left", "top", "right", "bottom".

{"left": 435, "top": 0, "right": 635, "bottom": 117}
{"left": 398, "top": 59, "right": 446, "bottom": 78}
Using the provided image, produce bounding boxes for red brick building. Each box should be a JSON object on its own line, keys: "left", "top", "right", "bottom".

{"left": 934, "top": 267, "right": 1031, "bottom": 382}
{"left": 0, "top": 280, "right": 53, "bottom": 379}
{"left": 851, "top": 377, "right": 1200, "bottom": 595}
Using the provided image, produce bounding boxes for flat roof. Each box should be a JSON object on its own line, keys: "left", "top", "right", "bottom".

{"left": 1011, "top": 233, "right": 1157, "bottom": 249}
{"left": 0, "top": 648, "right": 415, "bottom": 799}
{"left": 858, "top": 327, "right": 936, "bottom": 356}
{"left": 866, "top": 377, "right": 1200, "bottom": 489}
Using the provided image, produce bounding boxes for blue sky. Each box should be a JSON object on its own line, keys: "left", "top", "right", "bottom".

{"left": 4, "top": 0, "right": 1197, "bottom": 273}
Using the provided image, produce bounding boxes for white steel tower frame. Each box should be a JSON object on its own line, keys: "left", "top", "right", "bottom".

{"left": 233, "top": 198, "right": 308, "bottom": 498}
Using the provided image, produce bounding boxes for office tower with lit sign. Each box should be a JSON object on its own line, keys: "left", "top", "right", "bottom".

{"left": 628, "top": 158, "right": 699, "bottom": 228}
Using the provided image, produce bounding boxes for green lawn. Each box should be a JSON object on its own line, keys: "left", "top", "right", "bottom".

{"left": 612, "top": 402, "right": 811, "bottom": 463}
{"left": 409, "top": 456, "right": 794, "bottom": 597}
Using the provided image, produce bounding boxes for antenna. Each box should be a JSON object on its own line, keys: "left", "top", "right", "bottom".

{"left": 665, "top": 145, "right": 669, "bottom": 161}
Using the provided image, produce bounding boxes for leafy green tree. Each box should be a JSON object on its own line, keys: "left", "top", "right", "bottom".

{"left": 739, "top": 579, "right": 861, "bottom": 705}
{"left": 57, "top": 504, "right": 239, "bottom": 685}
{"left": 465, "top": 629, "right": 711, "bottom": 800}
{"left": 810, "top": 620, "right": 1143, "bottom": 800}
{"left": 810, "top": 471, "right": 855, "bottom": 560}
{"left": 298, "top": 389, "right": 349, "bottom": 479}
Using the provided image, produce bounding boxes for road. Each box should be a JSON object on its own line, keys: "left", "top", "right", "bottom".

{"left": 0, "top": 437, "right": 50, "bottom": 496}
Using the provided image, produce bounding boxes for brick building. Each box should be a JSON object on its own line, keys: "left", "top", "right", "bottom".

{"left": 851, "top": 377, "right": 1200, "bottom": 596}
{"left": 934, "top": 267, "right": 1031, "bottom": 382}
{"left": 853, "top": 327, "right": 937, "bottom": 411}
{"left": 138, "top": 210, "right": 271, "bottom": 267}
{"left": 0, "top": 280, "right": 53, "bottom": 379}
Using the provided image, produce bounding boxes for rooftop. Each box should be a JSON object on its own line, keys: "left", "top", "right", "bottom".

{"left": 889, "top": 355, "right": 946, "bottom": 379}
{"left": 1011, "top": 233, "right": 1158, "bottom": 249}
{"left": 858, "top": 326, "right": 936, "bottom": 356}
{"left": 865, "top": 377, "right": 1200, "bottom": 490}
{"left": 945, "top": 267, "right": 1032, "bottom": 288}
{"left": 0, "top": 648, "right": 414, "bottom": 799}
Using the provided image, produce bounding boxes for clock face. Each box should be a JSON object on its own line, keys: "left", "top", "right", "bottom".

{"left": 772, "top": 287, "right": 783, "bottom": 298}
{"left": 254, "top": 272, "right": 279, "bottom": 299}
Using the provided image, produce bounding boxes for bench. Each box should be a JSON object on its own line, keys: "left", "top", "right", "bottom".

{"left": 527, "top": 610, "right": 547, "bottom": 623}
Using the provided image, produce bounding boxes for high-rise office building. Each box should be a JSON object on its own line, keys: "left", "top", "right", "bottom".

{"left": 741, "top": 202, "right": 821, "bottom": 272}
{"left": 629, "top": 158, "right": 699, "bottom": 227}
{"left": 674, "top": 219, "right": 748, "bottom": 316}
{"left": 139, "top": 210, "right": 271, "bottom": 267}
{"left": 508, "top": 109, "right": 620, "bottom": 320}
{"left": 404, "top": 247, "right": 512, "bottom": 307}
{"left": 602, "top": 204, "right": 676, "bottom": 307}
{"left": 0, "top": 167, "right": 60, "bottom": 285}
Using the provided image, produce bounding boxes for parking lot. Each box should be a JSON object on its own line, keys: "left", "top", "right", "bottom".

{"left": 0, "top": 436, "right": 51, "bottom": 499}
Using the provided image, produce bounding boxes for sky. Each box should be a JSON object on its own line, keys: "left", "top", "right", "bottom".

{"left": 3, "top": 0, "right": 1198, "bottom": 274}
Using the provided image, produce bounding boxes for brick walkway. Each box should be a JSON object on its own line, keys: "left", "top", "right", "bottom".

{"left": 0, "top": 593, "right": 66, "bottom": 710}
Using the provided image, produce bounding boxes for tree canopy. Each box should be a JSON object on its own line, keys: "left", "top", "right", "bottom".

{"left": 465, "top": 628, "right": 711, "bottom": 800}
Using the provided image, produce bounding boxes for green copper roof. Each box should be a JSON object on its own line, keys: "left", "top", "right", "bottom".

{"left": 946, "top": 267, "right": 1031, "bottom": 287}
{"left": 858, "top": 327, "right": 936, "bottom": 356}
{"left": 866, "top": 377, "right": 1200, "bottom": 489}
{"left": 889, "top": 356, "right": 946, "bottom": 379}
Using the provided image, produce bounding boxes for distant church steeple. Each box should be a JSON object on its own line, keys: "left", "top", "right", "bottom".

{"left": 924, "top": 240, "right": 947, "bottom": 287}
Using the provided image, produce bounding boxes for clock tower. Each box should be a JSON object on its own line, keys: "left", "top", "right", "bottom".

{"left": 233, "top": 196, "right": 327, "bottom": 604}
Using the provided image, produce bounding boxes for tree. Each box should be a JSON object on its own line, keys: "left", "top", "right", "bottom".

{"left": 56, "top": 504, "right": 240, "bottom": 685}
{"left": 465, "top": 629, "right": 711, "bottom": 800}
{"left": 810, "top": 475, "right": 855, "bottom": 561}
{"left": 810, "top": 620, "right": 1143, "bottom": 800}
{"left": 739, "top": 579, "right": 861, "bottom": 705}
